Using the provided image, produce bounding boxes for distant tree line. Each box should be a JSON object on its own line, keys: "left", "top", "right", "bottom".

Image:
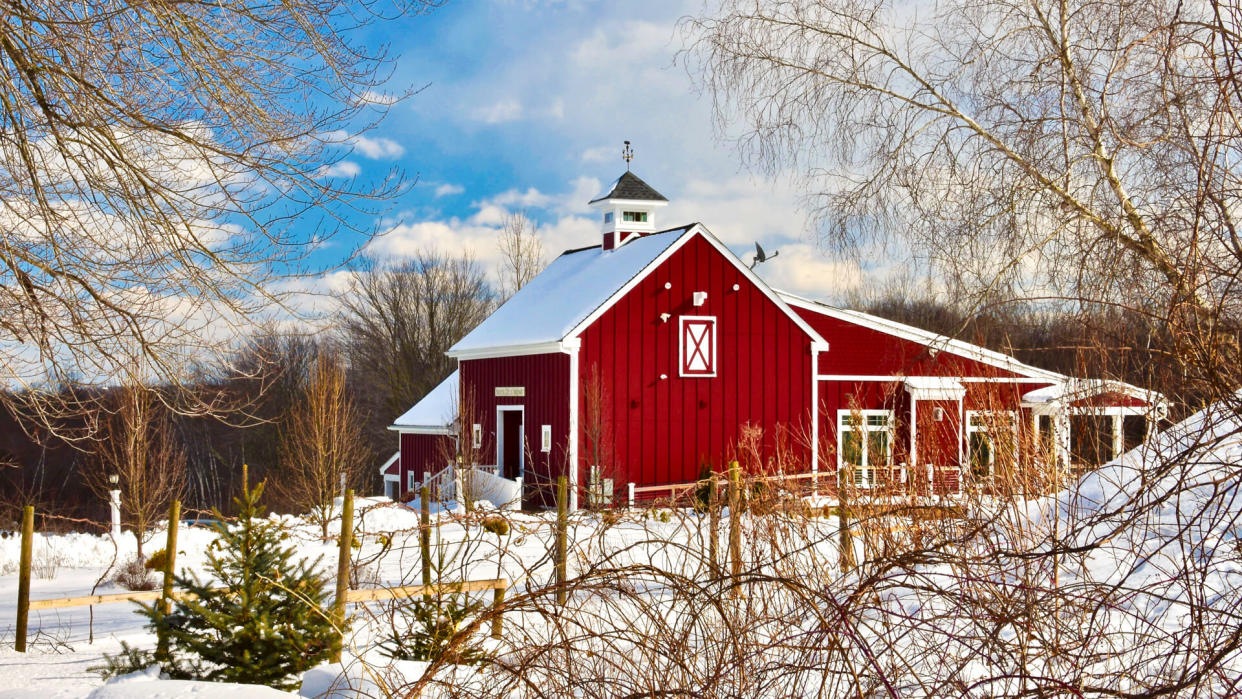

{"left": 0, "top": 214, "right": 545, "bottom": 533}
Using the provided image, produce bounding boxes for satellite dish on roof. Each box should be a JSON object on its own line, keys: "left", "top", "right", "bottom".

{"left": 749, "top": 242, "right": 779, "bottom": 270}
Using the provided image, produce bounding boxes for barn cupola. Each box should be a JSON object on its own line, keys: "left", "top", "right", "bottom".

{"left": 589, "top": 165, "right": 669, "bottom": 251}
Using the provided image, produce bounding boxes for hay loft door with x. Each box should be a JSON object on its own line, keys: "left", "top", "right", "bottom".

{"left": 679, "top": 316, "right": 717, "bottom": 378}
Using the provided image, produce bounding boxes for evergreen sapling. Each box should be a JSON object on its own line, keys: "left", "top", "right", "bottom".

{"left": 139, "top": 478, "right": 342, "bottom": 689}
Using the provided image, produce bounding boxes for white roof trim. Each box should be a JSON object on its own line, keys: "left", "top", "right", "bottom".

{"left": 904, "top": 376, "right": 967, "bottom": 400}
{"left": 449, "top": 341, "right": 567, "bottom": 360}
{"left": 378, "top": 451, "right": 399, "bottom": 476}
{"left": 564, "top": 225, "right": 828, "bottom": 347}
{"left": 778, "top": 291, "right": 1064, "bottom": 381}
{"left": 388, "top": 425, "right": 455, "bottom": 435}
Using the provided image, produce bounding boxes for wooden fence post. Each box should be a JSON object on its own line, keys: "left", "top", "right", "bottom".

{"left": 728, "top": 460, "right": 741, "bottom": 597}
{"left": 331, "top": 489, "right": 354, "bottom": 662}
{"left": 627, "top": 482, "right": 635, "bottom": 508}
{"left": 491, "top": 584, "right": 505, "bottom": 639}
{"left": 15, "top": 505, "right": 33, "bottom": 652}
{"left": 555, "top": 476, "right": 568, "bottom": 606}
{"left": 420, "top": 484, "right": 432, "bottom": 598}
{"left": 156, "top": 500, "right": 180, "bottom": 662}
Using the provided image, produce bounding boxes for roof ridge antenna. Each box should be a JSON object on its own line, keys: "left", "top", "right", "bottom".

{"left": 623, "top": 140, "right": 633, "bottom": 170}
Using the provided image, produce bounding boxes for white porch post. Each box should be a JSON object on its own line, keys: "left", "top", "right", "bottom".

{"left": 109, "top": 489, "right": 122, "bottom": 539}
{"left": 1112, "top": 413, "right": 1124, "bottom": 460}
{"left": 565, "top": 338, "right": 581, "bottom": 513}
{"left": 1054, "top": 414, "right": 1071, "bottom": 471}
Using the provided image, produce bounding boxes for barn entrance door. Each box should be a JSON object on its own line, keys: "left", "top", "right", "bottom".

{"left": 498, "top": 407, "right": 524, "bottom": 480}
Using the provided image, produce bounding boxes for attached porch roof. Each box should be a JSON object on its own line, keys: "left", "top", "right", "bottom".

{"left": 1022, "top": 379, "right": 1167, "bottom": 415}
{"left": 905, "top": 376, "right": 967, "bottom": 400}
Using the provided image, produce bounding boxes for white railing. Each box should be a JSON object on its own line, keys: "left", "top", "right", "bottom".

{"left": 418, "top": 463, "right": 519, "bottom": 510}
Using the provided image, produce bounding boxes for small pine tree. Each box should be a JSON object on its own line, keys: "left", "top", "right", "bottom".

{"left": 141, "top": 478, "right": 341, "bottom": 690}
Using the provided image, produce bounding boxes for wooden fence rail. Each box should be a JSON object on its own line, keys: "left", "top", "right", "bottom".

{"left": 13, "top": 492, "right": 510, "bottom": 652}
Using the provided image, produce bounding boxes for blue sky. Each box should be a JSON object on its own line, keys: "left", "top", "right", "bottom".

{"left": 313, "top": 0, "right": 870, "bottom": 301}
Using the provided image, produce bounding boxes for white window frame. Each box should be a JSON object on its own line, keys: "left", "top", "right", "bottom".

{"left": 965, "top": 410, "right": 1019, "bottom": 480}
{"left": 679, "top": 315, "right": 717, "bottom": 378}
{"left": 837, "top": 409, "right": 894, "bottom": 488}
{"left": 407, "top": 471, "right": 416, "bottom": 492}
{"left": 472, "top": 423, "right": 482, "bottom": 449}
{"left": 622, "top": 210, "right": 648, "bottom": 223}
{"left": 541, "top": 424, "right": 552, "bottom": 453}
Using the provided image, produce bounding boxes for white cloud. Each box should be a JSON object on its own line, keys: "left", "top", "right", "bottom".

{"left": 470, "top": 99, "right": 524, "bottom": 124}
{"left": 322, "top": 130, "right": 404, "bottom": 159}
{"left": 318, "top": 161, "right": 361, "bottom": 178}
{"left": 434, "top": 183, "right": 465, "bottom": 197}
{"left": 581, "top": 146, "right": 615, "bottom": 163}
{"left": 350, "top": 135, "right": 405, "bottom": 159}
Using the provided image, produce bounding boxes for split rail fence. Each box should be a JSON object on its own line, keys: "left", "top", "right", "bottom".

{"left": 11, "top": 492, "right": 508, "bottom": 656}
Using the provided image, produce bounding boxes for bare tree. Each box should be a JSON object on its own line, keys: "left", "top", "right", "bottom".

{"left": 276, "top": 347, "right": 371, "bottom": 539}
{"left": 338, "top": 252, "right": 495, "bottom": 444}
{"left": 0, "top": 0, "right": 441, "bottom": 437}
{"left": 685, "top": 0, "right": 1242, "bottom": 395}
{"left": 84, "top": 381, "right": 186, "bottom": 560}
{"left": 496, "top": 210, "right": 545, "bottom": 300}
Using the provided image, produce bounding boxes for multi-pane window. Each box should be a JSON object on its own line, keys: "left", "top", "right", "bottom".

{"left": 966, "top": 411, "right": 1018, "bottom": 479}
{"left": 622, "top": 211, "right": 648, "bottom": 222}
{"left": 838, "top": 410, "right": 893, "bottom": 487}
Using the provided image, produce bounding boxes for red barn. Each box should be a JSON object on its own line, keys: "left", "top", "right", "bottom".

{"left": 386, "top": 171, "right": 1165, "bottom": 508}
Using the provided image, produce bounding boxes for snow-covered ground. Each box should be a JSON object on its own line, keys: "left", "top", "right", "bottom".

{"left": 1, "top": 402, "right": 1240, "bottom": 696}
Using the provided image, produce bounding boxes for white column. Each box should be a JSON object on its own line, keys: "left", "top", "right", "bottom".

{"left": 565, "top": 339, "right": 581, "bottom": 513}
{"left": 1112, "top": 414, "right": 1124, "bottom": 460}
{"left": 109, "top": 489, "right": 122, "bottom": 539}
{"left": 810, "top": 349, "right": 820, "bottom": 486}
{"left": 1054, "top": 414, "right": 1071, "bottom": 470}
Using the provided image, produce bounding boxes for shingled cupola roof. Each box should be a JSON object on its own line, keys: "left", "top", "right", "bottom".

{"left": 589, "top": 170, "right": 670, "bottom": 251}
{"left": 589, "top": 171, "right": 668, "bottom": 204}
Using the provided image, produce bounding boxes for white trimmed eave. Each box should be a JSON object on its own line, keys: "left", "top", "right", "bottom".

{"left": 447, "top": 340, "right": 567, "bottom": 360}
{"left": 387, "top": 425, "right": 455, "bottom": 435}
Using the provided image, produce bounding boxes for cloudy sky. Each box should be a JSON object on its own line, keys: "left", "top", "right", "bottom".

{"left": 316, "top": 0, "right": 869, "bottom": 302}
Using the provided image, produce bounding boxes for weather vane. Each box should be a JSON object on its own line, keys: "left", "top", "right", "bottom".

{"left": 623, "top": 140, "right": 633, "bottom": 170}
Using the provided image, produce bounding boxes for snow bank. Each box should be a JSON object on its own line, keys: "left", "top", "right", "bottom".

{"left": 86, "top": 668, "right": 287, "bottom": 698}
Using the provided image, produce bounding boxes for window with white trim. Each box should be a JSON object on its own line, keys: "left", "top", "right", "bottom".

{"left": 407, "top": 471, "right": 416, "bottom": 491}
{"left": 622, "top": 211, "right": 647, "bottom": 222}
{"left": 837, "top": 410, "right": 893, "bottom": 487}
{"left": 679, "top": 316, "right": 717, "bottom": 377}
{"left": 472, "top": 424, "right": 482, "bottom": 449}
{"left": 541, "top": 424, "right": 552, "bottom": 452}
{"left": 966, "top": 410, "right": 1018, "bottom": 479}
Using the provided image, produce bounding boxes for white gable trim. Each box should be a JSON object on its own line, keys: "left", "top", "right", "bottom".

{"left": 564, "top": 225, "right": 829, "bottom": 347}
{"left": 780, "top": 292, "right": 1063, "bottom": 382}
{"left": 378, "top": 451, "right": 400, "bottom": 476}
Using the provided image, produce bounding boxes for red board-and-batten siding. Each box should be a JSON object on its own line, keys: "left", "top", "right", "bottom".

{"left": 460, "top": 352, "right": 571, "bottom": 501}
{"left": 577, "top": 233, "right": 816, "bottom": 487}
{"left": 398, "top": 432, "right": 453, "bottom": 497}
{"left": 789, "top": 303, "right": 1057, "bottom": 493}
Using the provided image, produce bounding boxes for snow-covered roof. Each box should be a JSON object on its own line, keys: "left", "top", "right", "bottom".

{"left": 449, "top": 226, "right": 694, "bottom": 356}
{"left": 778, "top": 291, "right": 1065, "bottom": 381}
{"left": 390, "top": 369, "right": 458, "bottom": 432}
{"left": 904, "top": 376, "right": 966, "bottom": 400}
{"left": 1022, "top": 379, "right": 1165, "bottom": 409}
